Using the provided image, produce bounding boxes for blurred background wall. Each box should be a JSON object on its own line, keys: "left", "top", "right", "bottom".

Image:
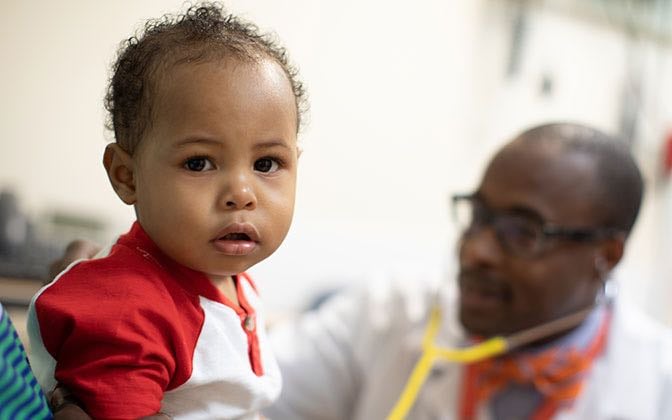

{"left": 1, "top": 0, "right": 670, "bottom": 322}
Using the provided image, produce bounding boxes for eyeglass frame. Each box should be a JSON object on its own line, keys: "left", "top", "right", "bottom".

{"left": 450, "top": 193, "right": 623, "bottom": 258}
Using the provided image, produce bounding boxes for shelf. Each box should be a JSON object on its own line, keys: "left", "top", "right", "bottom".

{"left": 0, "top": 277, "right": 44, "bottom": 307}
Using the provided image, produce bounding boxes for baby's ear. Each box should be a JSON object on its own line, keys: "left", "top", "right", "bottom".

{"left": 103, "top": 143, "right": 136, "bottom": 205}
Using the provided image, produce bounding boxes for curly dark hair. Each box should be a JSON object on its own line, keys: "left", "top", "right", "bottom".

{"left": 105, "top": 2, "right": 308, "bottom": 154}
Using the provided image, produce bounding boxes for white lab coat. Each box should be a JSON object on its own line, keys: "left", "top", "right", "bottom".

{"left": 264, "top": 270, "right": 672, "bottom": 420}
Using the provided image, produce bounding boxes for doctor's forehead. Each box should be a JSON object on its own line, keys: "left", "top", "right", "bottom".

{"left": 478, "top": 142, "right": 602, "bottom": 225}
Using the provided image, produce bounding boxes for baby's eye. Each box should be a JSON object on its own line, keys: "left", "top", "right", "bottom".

{"left": 184, "top": 157, "right": 214, "bottom": 172}
{"left": 254, "top": 157, "right": 280, "bottom": 173}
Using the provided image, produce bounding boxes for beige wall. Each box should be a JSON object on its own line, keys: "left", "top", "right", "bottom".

{"left": 1, "top": 0, "right": 670, "bottom": 319}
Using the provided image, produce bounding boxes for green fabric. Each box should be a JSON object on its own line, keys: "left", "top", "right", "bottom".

{"left": 0, "top": 304, "right": 51, "bottom": 420}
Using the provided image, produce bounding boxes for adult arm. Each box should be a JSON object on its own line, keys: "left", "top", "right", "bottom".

{"left": 48, "top": 240, "right": 101, "bottom": 280}
{"left": 49, "top": 386, "right": 170, "bottom": 420}
{"left": 264, "top": 272, "right": 440, "bottom": 420}
{"left": 263, "top": 288, "right": 365, "bottom": 420}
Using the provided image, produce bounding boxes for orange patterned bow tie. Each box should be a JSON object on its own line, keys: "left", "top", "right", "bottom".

{"left": 471, "top": 348, "right": 592, "bottom": 405}
{"left": 469, "top": 309, "right": 610, "bottom": 409}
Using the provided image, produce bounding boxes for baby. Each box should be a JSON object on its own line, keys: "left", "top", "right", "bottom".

{"left": 28, "top": 3, "right": 306, "bottom": 418}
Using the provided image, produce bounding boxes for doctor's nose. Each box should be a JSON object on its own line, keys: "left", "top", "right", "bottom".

{"left": 459, "top": 226, "right": 504, "bottom": 269}
{"left": 221, "top": 174, "right": 257, "bottom": 210}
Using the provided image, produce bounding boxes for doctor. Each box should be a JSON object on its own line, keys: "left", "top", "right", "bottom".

{"left": 49, "top": 122, "right": 672, "bottom": 419}
{"left": 264, "top": 122, "right": 672, "bottom": 419}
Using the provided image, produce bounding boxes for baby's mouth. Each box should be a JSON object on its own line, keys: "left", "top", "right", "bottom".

{"left": 212, "top": 232, "right": 257, "bottom": 255}
{"left": 220, "top": 233, "right": 251, "bottom": 241}
{"left": 212, "top": 222, "right": 260, "bottom": 255}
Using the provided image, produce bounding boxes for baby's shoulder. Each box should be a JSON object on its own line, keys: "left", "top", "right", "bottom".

{"left": 34, "top": 250, "right": 193, "bottom": 333}
{"left": 44, "top": 244, "right": 176, "bottom": 305}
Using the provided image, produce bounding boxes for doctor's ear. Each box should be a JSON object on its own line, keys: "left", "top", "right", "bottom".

{"left": 593, "top": 234, "right": 625, "bottom": 282}
{"left": 103, "top": 143, "right": 136, "bottom": 205}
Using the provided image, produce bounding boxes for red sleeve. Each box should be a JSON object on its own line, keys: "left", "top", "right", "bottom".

{"left": 35, "top": 254, "right": 201, "bottom": 419}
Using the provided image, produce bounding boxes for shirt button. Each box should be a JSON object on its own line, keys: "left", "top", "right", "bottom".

{"left": 243, "top": 315, "right": 255, "bottom": 332}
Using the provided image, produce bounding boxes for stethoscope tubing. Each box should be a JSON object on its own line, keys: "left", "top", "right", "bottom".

{"left": 386, "top": 288, "right": 613, "bottom": 420}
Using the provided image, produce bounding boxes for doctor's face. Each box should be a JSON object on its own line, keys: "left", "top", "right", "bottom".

{"left": 456, "top": 141, "right": 606, "bottom": 337}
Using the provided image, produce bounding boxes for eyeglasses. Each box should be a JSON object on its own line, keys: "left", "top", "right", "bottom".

{"left": 451, "top": 193, "right": 621, "bottom": 258}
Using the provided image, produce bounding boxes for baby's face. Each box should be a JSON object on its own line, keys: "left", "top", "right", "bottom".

{"left": 131, "top": 57, "right": 298, "bottom": 282}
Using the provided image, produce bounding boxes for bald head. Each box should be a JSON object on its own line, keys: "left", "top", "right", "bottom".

{"left": 501, "top": 122, "right": 644, "bottom": 235}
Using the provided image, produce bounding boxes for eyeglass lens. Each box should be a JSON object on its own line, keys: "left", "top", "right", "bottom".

{"left": 452, "top": 196, "right": 544, "bottom": 256}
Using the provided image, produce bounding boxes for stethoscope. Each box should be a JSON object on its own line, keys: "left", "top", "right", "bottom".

{"left": 386, "top": 282, "right": 615, "bottom": 420}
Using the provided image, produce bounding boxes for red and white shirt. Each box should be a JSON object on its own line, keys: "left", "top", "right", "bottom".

{"left": 28, "top": 222, "right": 281, "bottom": 419}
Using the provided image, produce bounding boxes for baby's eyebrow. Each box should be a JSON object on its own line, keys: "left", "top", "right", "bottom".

{"left": 171, "top": 138, "right": 293, "bottom": 151}
{"left": 173, "top": 138, "right": 221, "bottom": 148}
{"left": 253, "top": 140, "right": 291, "bottom": 150}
